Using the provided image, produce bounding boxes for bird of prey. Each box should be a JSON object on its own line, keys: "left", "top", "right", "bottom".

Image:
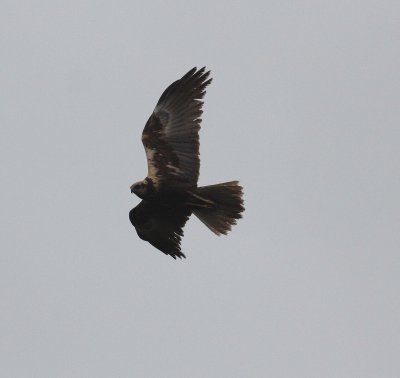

{"left": 129, "top": 67, "right": 244, "bottom": 259}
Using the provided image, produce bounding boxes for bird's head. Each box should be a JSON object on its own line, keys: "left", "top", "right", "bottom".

{"left": 130, "top": 178, "right": 151, "bottom": 199}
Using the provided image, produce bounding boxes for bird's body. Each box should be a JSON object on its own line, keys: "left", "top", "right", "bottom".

{"left": 129, "top": 67, "right": 244, "bottom": 259}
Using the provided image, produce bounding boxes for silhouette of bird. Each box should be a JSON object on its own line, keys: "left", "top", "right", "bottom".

{"left": 129, "top": 67, "right": 244, "bottom": 259}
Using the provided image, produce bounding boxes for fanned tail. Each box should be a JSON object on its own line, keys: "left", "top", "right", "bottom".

{"left": 190, "top": 181, "right": 244, "bottom": 235}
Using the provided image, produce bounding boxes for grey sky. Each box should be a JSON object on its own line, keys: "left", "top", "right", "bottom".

{"left": 1, "top": 1, "right": 399, "bottom": 377}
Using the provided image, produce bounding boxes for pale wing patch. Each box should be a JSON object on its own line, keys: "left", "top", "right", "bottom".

{"left": 166, "top": 163, "right": 183, "bottom": 175}
{"left": 144, "top": 146, "right": 159, "bottom": 187}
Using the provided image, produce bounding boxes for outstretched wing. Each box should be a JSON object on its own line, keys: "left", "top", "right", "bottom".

{"left": 142, "top": 67, "right": 212, "bottom": 190}
{"left": 129, "top": 200, "right": 191, "bottom": 259}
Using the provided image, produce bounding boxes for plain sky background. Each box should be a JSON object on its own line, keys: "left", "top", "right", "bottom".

{"left": 1, "top": 1, "right": 399, "bottom": 377}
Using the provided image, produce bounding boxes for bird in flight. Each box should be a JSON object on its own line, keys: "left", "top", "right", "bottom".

{"left": 129, "top": 67, "right": 244, "bottom": 259}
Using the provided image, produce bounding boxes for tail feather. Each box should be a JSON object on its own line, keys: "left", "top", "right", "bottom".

{"left": 191, "top": 181, "right": 244, "bottom": 235}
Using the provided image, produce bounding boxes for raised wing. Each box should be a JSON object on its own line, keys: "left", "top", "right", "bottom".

{"left": 129, "top": 200, "right": 191, "bottom": 259}
{"left": 142, "top": 67, "right": 212, "bottom": 190}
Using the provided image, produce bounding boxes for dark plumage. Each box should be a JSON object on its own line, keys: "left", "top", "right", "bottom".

{"left": 129, "top": 67, "right": 244, "bottom": 259}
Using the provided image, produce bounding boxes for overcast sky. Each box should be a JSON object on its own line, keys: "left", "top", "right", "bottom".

{"left": 1, "top": 1, "right": 400, "bottom": 377}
